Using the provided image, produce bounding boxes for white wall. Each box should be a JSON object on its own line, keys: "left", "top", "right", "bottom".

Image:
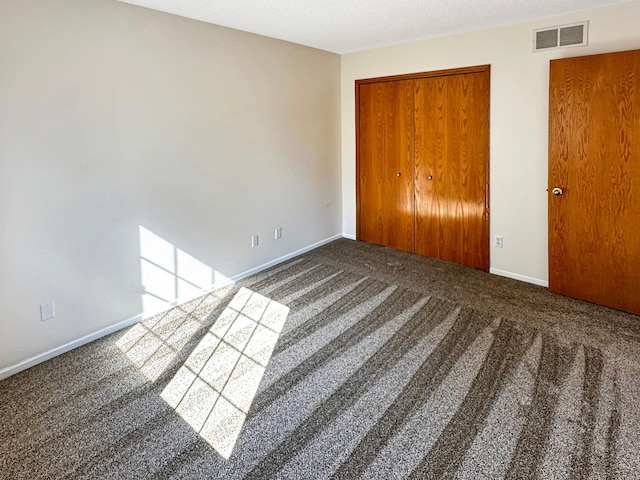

{"left": 0, "top": 0, "right": 341, "bottom": 372}
{"left": 341, "top": 1, "right": 640, "bottom": 285}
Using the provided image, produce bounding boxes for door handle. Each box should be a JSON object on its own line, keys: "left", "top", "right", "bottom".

{"left": 552, "top": 187, "right": 563, "bottom": 196}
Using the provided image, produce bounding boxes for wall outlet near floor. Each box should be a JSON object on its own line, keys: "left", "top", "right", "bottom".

{"left": 40, "top": 302, "right": 55, "bottom": 321}
{"left": 275, "top": 227, "right": 282, "bottom": 240}
{"left": 251, "top": 234, "right": 259, "bottom": 248}
{"left": 494, "top": 235, "right": 504, "bottom": 248}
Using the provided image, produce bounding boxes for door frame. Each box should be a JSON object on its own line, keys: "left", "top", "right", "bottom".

{"left": 355, "top": 65, "right": 491, "bottom": 270}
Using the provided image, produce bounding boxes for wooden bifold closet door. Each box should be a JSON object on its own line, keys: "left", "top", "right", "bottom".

{"left": 356, "top": 66, "right": 490, "bottom": 271}
{"left": 358, "top": 80, "right": 415, "bottom": 253}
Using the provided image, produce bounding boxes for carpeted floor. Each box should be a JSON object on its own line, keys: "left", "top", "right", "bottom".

{"left": 2, "top": 238, "right": 640, "bottom": 479}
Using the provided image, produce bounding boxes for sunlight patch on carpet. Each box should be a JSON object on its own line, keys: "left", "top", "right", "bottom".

{"left": 161, "top": 287, "right": 288, "bottom": 458}
{"left": 115, "top": 307, "right": 204, "bottom": 381}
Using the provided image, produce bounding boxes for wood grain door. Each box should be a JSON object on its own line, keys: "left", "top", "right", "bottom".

{"left": 357, "top": 80, "right": 415, "bottom": 252}
{"left": 414, "top": 72, "right": 490, "bottom": 271}
{"left": 549, "top": 49, "right": 640, "bottom": 314}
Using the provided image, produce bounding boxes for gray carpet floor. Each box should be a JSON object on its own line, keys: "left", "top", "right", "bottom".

{"left": 2, "top": 238, "right": 640, "bottom": 479}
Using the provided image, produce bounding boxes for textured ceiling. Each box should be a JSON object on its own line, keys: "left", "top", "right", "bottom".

{"left": 116, "top": 0, "right": 632, "bottom": 53}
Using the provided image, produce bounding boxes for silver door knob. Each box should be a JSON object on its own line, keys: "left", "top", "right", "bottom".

{"left": 396, "top": 173, "right": 401, "bottom": 177}
{"left": 552, "top": 187, "right": 563, "bottom": 196}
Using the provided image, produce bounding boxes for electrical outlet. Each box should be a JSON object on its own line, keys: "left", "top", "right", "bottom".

{"left": 275, "top": 227, "right": 282, "bottom": 240}
{"left": 251, "top": 234, "right": 259, "bottom": 248}
{"left": 40, "top": 302, "right": 55, "bottom": 321}
{"left": 494, "top": 235, "right": 504, "bottom": 248}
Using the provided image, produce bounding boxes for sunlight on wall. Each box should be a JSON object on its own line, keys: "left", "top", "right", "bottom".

{"left": 114, "top": 227, "right": 234, "bottom": 381}
{"left": 161, "top": 287, "right": 289, "bottom": 458}
{"left": 139, "top": 226, "right": 227, "bottom": 313}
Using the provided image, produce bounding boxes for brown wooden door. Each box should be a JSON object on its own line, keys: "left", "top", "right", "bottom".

{"left": 357, "top": 80, "right": 415, "bottom": 252}
{"left": 414, "top": 72, "right": 490, "bottom": 271}
{"left": 549, "top": 49, "right": 640, "bottom": 315}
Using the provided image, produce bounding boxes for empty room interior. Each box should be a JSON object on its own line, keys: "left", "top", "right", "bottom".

{"left": 2, "top": 0, "right": 640, "bottom": 478}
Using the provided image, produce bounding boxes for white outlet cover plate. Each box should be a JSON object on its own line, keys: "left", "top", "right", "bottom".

{"left": 40, "top": 302, "right": 55, "bottom": 321}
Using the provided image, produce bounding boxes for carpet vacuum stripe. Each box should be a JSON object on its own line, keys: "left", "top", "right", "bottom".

{"left": 408, "top": 319, "right": 535, "bottom": 479}
{"left": 569, "top": 345, "right": 606, "bottom": 478}
{"left": 244, "top": 296, "right": 451, "bottom": 479}
{"left": 332, "top": 306, "right": 494, "bottom": 479}
{"left": 249, "top": 286, "right": 418, "bottom": 418}
{"left": 271, "top": 277, "right": 387, "bottom": 356}
{"left": 504, "top": 336, "right": 579, "bottom": 479}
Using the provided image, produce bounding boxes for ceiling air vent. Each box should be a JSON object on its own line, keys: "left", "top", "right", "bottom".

{"left": 533, "top": 21, "right": 588, "bottom": 52}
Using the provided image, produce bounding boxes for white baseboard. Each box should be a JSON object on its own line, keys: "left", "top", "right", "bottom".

{"left": 227, "top": 233, "right": 344, "bottom": 283}
{"left": 0, "top": 315, "right": 146, "bottom": 381}
{"left": 490, "top": 268, "right": 549, "bottom": 287}
{"left": 0, "top": 233, "right": 347, "bottom": 381}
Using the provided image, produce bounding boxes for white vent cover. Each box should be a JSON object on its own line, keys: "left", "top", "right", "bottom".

{"left": 533, "top": 21, "right": 588, "bottom": 52}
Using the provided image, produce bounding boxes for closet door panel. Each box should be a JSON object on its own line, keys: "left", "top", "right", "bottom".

{"left": 414, "top": 76, "right": 447, "bottom": 259}
{"left": 357, "top": 80, "right": 415, "bottom": 252}
{"left": 414, "top": 73, "right": 489, "bottom": 271}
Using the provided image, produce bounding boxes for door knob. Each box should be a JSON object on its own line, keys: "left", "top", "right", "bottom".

{"left": 552, "top": 187, "right": 563, "bottom": 196}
